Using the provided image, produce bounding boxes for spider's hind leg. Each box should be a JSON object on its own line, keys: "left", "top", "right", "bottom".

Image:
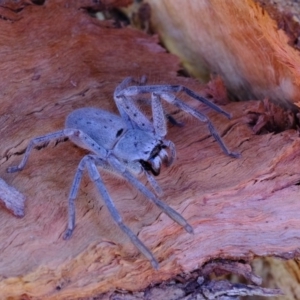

{"left": 7, "top": 130, "right": 66, "bottom": 173}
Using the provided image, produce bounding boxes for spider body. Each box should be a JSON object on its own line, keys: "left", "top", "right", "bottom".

{"left": 67, "top": 107, "right": 167, "bottom": 176}
{"left": 7, "top": 77, "right": 239, "bottom": 269}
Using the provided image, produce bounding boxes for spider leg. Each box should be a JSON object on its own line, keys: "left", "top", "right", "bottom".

{"left": 114, "top": 94, "right": 154, "bottom": 132}
{"left": 144, "top": 171, "right": 163, "bottom": 196}
{"left": 116, "top": 84, "right": 232, "bottom": 119}
{"left": 114, "top": 77, "right": 133, "bottom": 95}
{"left": 7, "top": 130, "right": 66, "bottom": 173}
{"left": 114, "top": 88, "right": 169, "bottom": 138}
{"left": 160, "top": 92, "right": 240, "bottom": 158}
{"left": 107, "top": 155, "right": 194, "bottom": 234}
{"left": 78, "top": 155, "right": 159, "bottom": 269}
{"left": 114, "top": 77, "right": 137, "bottom": 130}
{"left": 163, "top": 140, "right": 176, "bottom": 166}
{"left": 181, "top": 86, "right": 232, "bottom": 119}
{"left": 114, "top": 77, "right": 154, "bottom": 131}
{"left": 63, "top": 156, "right": 85, "bottom": 240}
{"left": 115, "top": 83, "right": 239, "bottom": 157}
{"left": 7, "top": 128, "right": 110, "bottom": 173}
{"left": 129, "top": 93, "right": 183, "bottom": 128}
{"left": 151, "top": 93, "right": 177, "bottom": 165}
{"left": 114, "top": 78, "right": 161, "bottom": 133}
{"left": 116, "top": 79, "right": 184, "bottom": 133}
{"left": 151, "top": 93, "right": 167, "bottom": 137}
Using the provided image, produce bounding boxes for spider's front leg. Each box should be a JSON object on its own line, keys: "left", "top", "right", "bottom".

{"left": 67, "top": 155, "right": 160, "bottom": 269}
{"left": 160, "top": 92, "right": 240, "bottom": 158}
{"left": 107, "top": 156, "right": 194, "bottom": 234}
{"left": 115, "top": 82, "right": 240, "bottom": 158}
{"left": 63, "top": 156, "right": 85, "bottom": 240}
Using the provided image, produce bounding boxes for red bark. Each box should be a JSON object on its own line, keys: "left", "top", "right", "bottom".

{"left": 0, "top": 1, "right": 298, "bottom": 299}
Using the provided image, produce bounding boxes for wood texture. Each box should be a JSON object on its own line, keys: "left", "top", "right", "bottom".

{"left": 0, "top": 178, "right": 25, "bottom": 217}
{"left": 249, "top": 258, "right": 300, "bottom": 300}
{"left": 0, "top": 1, "right": 300, "bottom": 299}
{"left": 146, "top": 0, "right": 300, "bottom": 108}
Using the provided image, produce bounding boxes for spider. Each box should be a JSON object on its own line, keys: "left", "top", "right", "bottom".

{"left": 7, "top": 77, "right": 239, "bottom": 269}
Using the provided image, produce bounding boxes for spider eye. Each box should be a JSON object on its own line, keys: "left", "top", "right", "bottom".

{"left": 116, "top": 128, "right": 124, "bottom": 138}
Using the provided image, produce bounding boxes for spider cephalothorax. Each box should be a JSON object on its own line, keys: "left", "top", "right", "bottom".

{"left": 7, "top": 76, "right": 239, "bottom": 269}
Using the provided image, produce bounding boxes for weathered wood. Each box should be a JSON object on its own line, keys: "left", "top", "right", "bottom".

{"left": 251, "top": 258, "right": 300, "bottom": 300}
{"left": 0, "top": 1, "right": 299, "bottom": 299}
{"left": 0, "top": 178, "right": 25, "bottom": 217}
{"left": 146, "top": 0, "right": 300, "bottom": 108}
{"left": 144, "top": 2, "right": 300, "bottom": 298}
{"left": 96, "top": 260, "right": 283, "bottom": 299}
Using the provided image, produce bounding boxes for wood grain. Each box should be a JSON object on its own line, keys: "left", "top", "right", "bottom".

{"left": 146, "top": 0, "right": 300, "bottom": 108}
{"left": 0, "top": 1, "right": 299, "bottom": 299}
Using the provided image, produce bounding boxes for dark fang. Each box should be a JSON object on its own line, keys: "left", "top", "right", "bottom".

{"left": 140, "top": 160, "right": 160, "bottom": 176}
{"left": 149, "top": 143, "right": 162, "bottom": 159}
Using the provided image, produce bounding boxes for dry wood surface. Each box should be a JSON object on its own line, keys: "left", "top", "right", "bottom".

{"left": 0, "top": 1, "right": 299, "bottom": 299}
{"left": 146, "top": 0, "right": 300, "bottom": 108}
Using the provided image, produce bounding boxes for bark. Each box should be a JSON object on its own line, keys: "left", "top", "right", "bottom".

{"left": 143, "top": 1, "right": 300, "bottom": 299}
{"left": 146, "top": 0, "right": 300, "bottom": 108}
{"left": 0, "top": 1, "right": 299, "bottom": 299}
{"left": 246, "top": 258, "right": 300, "bottom": 300}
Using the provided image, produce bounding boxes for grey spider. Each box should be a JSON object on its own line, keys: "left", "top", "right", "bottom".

{"left": 7, "top": 77, "right": 239, "bottom": 269}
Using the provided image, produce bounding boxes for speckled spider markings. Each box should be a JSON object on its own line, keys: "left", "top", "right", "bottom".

{"left": 7, "top": 77, "right": 239, "bottom": 269}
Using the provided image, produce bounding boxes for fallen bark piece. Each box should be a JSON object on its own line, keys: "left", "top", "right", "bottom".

{"left": 99, "top": 260, "right": 282, "bottom": 300}
{"left": 199, "top": 280, "right": 282, "bottom": 300}
{"left": 146, "top": 0, "right": 300, "bottom": 108}
{"left": 251, "top": 257, "right": 300, "bottom": 300}
{"left": 194, "top": 260, "right": 282, "bottom": 299}
{"left": 0, "top": 177, "right": 25, "bottom": 217}
{"left": 245, "top": 98, "right": 297, "bottom": 134}
{"left": 201, "top": 260, "right": 262, "bottom": 286}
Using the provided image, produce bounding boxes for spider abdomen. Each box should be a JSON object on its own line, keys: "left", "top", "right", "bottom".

{"left": 66, "top": 107, "right": 127, "bottom": 150}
